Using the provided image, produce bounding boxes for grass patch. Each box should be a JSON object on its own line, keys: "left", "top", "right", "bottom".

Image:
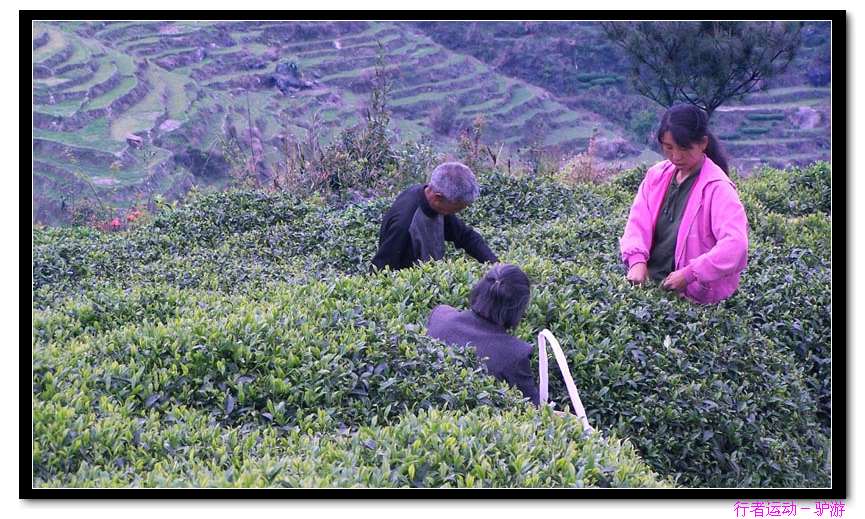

{"left": 315, "top": 45, "right": 461, "bottom": 83}
{"left": 32, "top": 25, "right": 66, "bottom": 63}
{"left": 733, "top": 99, "right": 827, "bottom": 111}
{"left": 110, "top": 104, "right": 163, "bottom": 141}
{"left": 390, "top": 90, "right": 451, "bottom": 108}
{"left": 34, "top": 76, "right": 71, "bottom": 88}
{"left": 63, "top": 39, "right": 94, "bottom": 68}
{"left": 745, "top": 113, "right": 785, "bottom": 122}
{"left": 159, "top": 69, "right": 193, "bottom": 120}
{"left": 457, "top": 77, "right": 511, "bottom": 114}
{"left": 34, "top": 98, "right": 84, "bottom": 118}
{"left": 729, "top": 137, "right": 813, "bottom": 146}
{"left": 550, "top": 110, "right": 584, "bottom": 125}
{"left": 34, "top": 152, "right": 109, "bottom": 179}
{"left": 739, "top": 126, "right": 773, "bottom": 136}
{"left": 576, "top": 72, "right": 611, "bottom": 83}
{"left": 391, "top": 118, "right": 429, "bottom": 141}
{"left": 66, "top": 61, "right": 117, "bottom": 93}
{"left": 150, "top": 45, "right": 197, "bottom": 60}
{"left": 541, "top": 124, "right": 596, "bottom": 147}
{"left": 203, "top": 62, "right": 278, "bottom": 84}
{"left": 506, "top": 100, "right": 571, "bottom": 127}
{"left": 409, "top": 45, "right": 440, "bottom": 59}
{"left": 485, "top": 84, "right": 536, "bottom": 116}
{"left": 279, "top": 22, "right": 396, "bottom": 52}
{"left": 747, "top": 86, "right": 831, "bottom": 97}
{"left": 295, "top": 31, "right": 403, "bottom": 59}
{"left": 84, "top": 76, "right": 138, "bottom": 111}
{"left": 34, "top": 117, "right": 125, "bottom": 154}
{"left": 113, "top": 65, "right": 194, "bottom": 133}
{"left": 111, "top": 51, "right": 137, "bottom": 75}
{"left": 391, "top": 71, "right": 486, "bottom": 100}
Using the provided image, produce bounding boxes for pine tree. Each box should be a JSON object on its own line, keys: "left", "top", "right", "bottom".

{"left": 602, "top": 21, "right": 802, "bottom": 119}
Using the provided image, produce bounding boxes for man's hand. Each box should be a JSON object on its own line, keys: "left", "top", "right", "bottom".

{"left": 662, "top": 268, "right": 688, "bottom": 292}
{"left": 627, "top": 262, "right": 648, "bottom": 284}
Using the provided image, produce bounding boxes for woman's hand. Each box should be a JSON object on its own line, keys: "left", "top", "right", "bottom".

{"left": 662, "top": 269, "right": 688, "bottom": 292}
{"left": 627, "top": 262, "right": 648, "bottom": 284}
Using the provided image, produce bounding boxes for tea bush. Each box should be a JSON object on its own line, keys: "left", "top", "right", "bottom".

{"left": 517, "top": 259, "right": 829, "bottom": 487}
{"left": 35, "top": 405, "right": 670, "bottom": 488}
{"left": 32, "top": 161, "right": 832, "bottom": 488}
{"left": 740, "top": 161, "right": 832, "bottom": 217}
{"left": 32, "top": 268, "right": 673, "bottom": 488}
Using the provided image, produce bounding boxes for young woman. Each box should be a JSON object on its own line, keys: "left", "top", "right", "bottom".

{"left": 620, "top": 104, "right": 749, "bottom": 304}
{"left": 426, "top": 264, "right": 539, "bottom": 405}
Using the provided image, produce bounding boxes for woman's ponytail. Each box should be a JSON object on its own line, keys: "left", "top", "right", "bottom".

{"left": 469, "top": 264, "right": 532, "bottom": 330}
{"left": 705, "top": 132, "right": 730, "bottom": 174}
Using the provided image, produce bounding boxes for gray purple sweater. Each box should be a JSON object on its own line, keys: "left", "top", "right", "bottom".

{"left": 426, "top": 304, "right": 539, "bottom": 405}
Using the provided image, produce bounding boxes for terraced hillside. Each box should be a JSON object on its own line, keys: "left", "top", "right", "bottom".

{"left": 32, "top": 20, "right": 630, "bottom": 225}
{"left": 413, "top": 21, "right": 832, "bottom": 172}
{"left": 32, "top": 20, "right": 832, "bottom": 226}
{"left": 711, "top": 22, "right": 832, "bottom": 171}
{"left": 712, "top": 87, "right": 831, "bottom": 171}
{"left": 33, "top": 21, "right": 199, "bottom": 225}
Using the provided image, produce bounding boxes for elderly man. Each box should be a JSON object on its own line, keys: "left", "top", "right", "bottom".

{"left": 371, "top": 162, "right": 498, "bottom": 271}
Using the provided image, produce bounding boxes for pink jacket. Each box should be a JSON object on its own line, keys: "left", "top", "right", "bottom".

{"left": 619, "top": 157, "right": 749, "bottom": 304}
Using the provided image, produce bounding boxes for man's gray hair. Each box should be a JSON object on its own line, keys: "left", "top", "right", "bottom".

{"left": 428, "top": 162, "right": 480, "bottom": 204}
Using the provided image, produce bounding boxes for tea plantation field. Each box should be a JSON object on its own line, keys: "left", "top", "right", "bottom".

{"left": 31, "top": 162, "right": 832, "bottom": 488}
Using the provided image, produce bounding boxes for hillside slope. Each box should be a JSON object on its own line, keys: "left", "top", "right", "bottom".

{"left": 32, "top": 20, "right": 832, "bottom": 226}
{"left": 33, "top": 20, "right": 630, "bottom": 225}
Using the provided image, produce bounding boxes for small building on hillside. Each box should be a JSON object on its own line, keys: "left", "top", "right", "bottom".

{"left": 126, "top": 133, "right": 144, "bottom": 149}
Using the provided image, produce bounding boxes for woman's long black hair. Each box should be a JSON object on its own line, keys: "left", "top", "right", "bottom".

{"left": 657, "top": 104, "right": 730, "bottom": 174}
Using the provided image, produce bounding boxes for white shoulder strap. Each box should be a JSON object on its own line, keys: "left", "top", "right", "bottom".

{"left": 538, "top": 329, "right": 593, "bottom": 432}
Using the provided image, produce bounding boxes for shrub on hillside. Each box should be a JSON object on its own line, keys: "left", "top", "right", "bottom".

{"left": 740, "top": 126, "right": 772, "bottom": 136}
{"left": 739, "top": 161, "right": 831, "bottom": 217}
{"left": 388, "top": 140, "right": 442, "bottom": 193}
{"left": 32, "top": 280, "right": 530, "bottom": 483}
{"left": 429, "top": 101, "right": 459, "bottom": 136}
{"left": 627, "top": 109, "right": 658, "bottom": 145}
{"left": 745, "top": 113, "right": 785, "bottom": 122}
{"left": 610, "top": 166, "right": 647, "bottom": 194}
{"left": 514, "top": 259, "right": 828, "bottom": 487}
{"left": 806, "top": 61, "right": 831, "bottom": 87}
{"left": 465, "top": 171, "right": 614, "bottom": 225}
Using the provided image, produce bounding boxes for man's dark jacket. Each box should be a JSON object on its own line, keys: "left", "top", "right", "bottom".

{"left": 427, "top": 305, "right": 539, "bottom": 405}
{"left": 371, "top": 184, "right": 498, "bottom": 271}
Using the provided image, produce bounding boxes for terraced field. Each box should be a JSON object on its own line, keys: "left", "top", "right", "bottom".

{"left": 33, "top": 20, "right": 631, "bottom": 225}
{"left": 31, "top": 20, "right": 832, "bottom": 225}
{"left": 411, "top": 21, "right": 832, "bottom": 174}
{"left": 712, "top": 86, "right": 831, "bottom": 171}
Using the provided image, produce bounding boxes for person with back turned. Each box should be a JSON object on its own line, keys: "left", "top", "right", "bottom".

{"left": 427, "top": 263, "right": 539, "bottom": 405}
